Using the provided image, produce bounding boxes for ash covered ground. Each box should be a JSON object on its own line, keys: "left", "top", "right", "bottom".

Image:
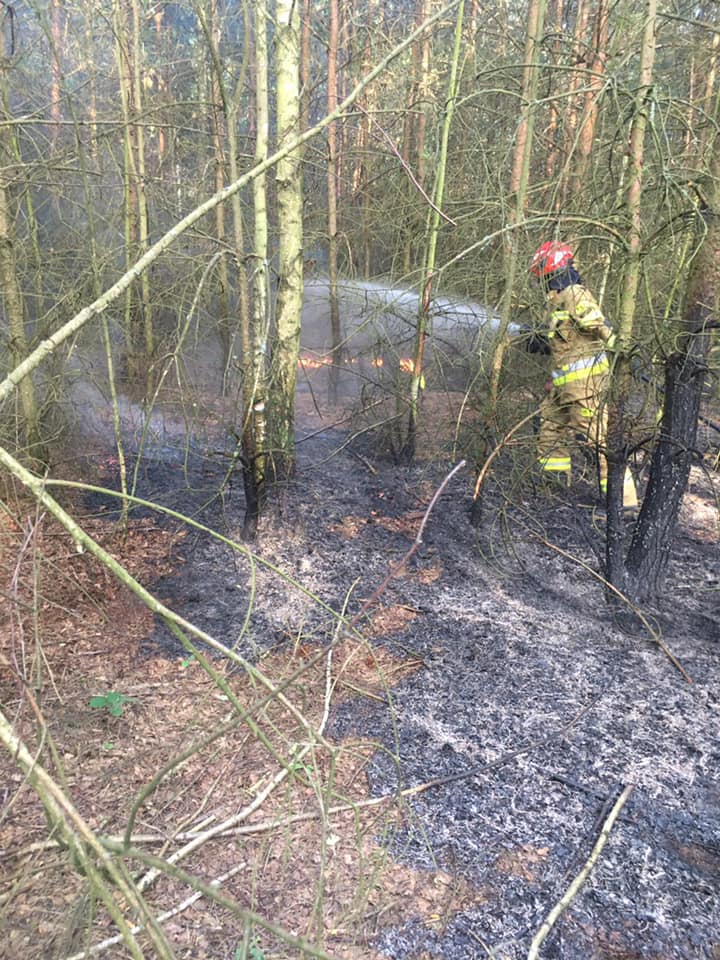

{"left": 95, "top": 390, "right": 720, "bottom": 960}
{"left": 73, "top": 280, "right": 720, "bottom": 959}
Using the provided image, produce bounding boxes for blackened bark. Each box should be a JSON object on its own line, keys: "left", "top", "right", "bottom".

{"left": 605, "top": 387, "right": 631, "bottom": 591}
{"left": 625, "top": 205, "right": 718, "bottom": 599}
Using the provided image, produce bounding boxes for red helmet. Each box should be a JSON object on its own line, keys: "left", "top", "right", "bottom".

{"left": 530, "top": 241, "right": 574, "bottom": 279}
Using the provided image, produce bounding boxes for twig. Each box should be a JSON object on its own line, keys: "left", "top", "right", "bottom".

{"left": 135, "top": 643, "right": 336, "bottom": 893}
{"left": 17, "top": 697, "right": 604, "bottom": 913}
{"left": 472, "top": 408, "right": 541, "bottom": 502}
{"left": 359, "top": 104, "right": 457, "bottom": 226}
{"left": 347, "top": 459, "right": 467, "bottom": 629}
{"left": 532, "top": 532, "right": 692, "bottom": 684}
{"left": 527, "top": 784, "right": 635, "bottom": 960}
{"left": 64, "top": 863, "right": 246, "bottom": 960}
{"left": 348, "top": 446, "right": 378, "bottom": 475}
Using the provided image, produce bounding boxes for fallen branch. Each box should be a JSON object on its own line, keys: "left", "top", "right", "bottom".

{"left": 135, "top": 643, "right": 336, "bottom": 892}
{"left": 64, "top": 863, "right": 246, "bottom": 960}
{"left": 527, "top": 784, "right": 635, "bottom": 960}
{"left": 533, "top": 532, "right": 692, "bottom": 684}
{"left": 347, "top": 459, "right": 467, "bottom": 629}
{"left": 472, "top": 407, "right": 541, "bottom": 503}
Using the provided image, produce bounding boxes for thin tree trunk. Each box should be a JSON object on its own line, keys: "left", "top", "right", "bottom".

{"left": 50, "top": 0, "right": 62, "bottom": 147}
{"left": 352, "top": 0, "right": 377, "bottom": 277}
{"left": 240, "top": 0, "right": 271, "bottom": 538}
{"left": 402, "top": 0, "right": 430, "bottom": 277}
{"left": 196, "top": 0, "right": 255, "bottom": 522}
{"left": 270, "top": 0, "right": 304, "bottom": 478}
{"left": 685, "top": 55, "right": 696, "bottom": 156}
{"left": 85, "top": 0, "right": 99, "bottom": 164}
{"left": 72, "top": 88, "right": 131, "bottom": 533}
{"left": 624, "top": 27, "right": 720, "bottom": 598}
{"left": 544, "top": 0, "right": 564, "bottom": 185}
{"left": 605, "top": 0, "right": 657, "bottom": 590}
{"left": 208, "top": 0, "right": 231, "bottom": 373}
{"left": 490, "top": 0, "right": 548, "bottom": 405}
{"left": 113, "top": 0, "right": 153, "bottom": 381}
{"left": 698, "top": 29, "right": 720, "bottom": 155}
{"left": 300, "top": 0, "right": 312, "bottom": 133}
{"left": 400, "top": 0, "right": 465, "bottom": 463}
{"left": 560, "top": 0, "right": 589, "bottom": 205}
{"left": 572, "top": 0, "right": 609, "bottom": 193}
{"left": 154, "top": 4, "right": 167, "bottom": 173}
{"left": 0, "top": 22, "right": 43, "bottom": 460}
{"left": 327, "top": 0, "right": 342, "bottom": 403}
{"left": 130, "top": 0, "right": 154, "bottom": 366}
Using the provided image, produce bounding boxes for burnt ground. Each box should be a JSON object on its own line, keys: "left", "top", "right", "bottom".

{"left": 2, "top": 369, "right": 720, "bottom": 960}
{"left": 85, "top": 373, "right": 720, "bottom": 958}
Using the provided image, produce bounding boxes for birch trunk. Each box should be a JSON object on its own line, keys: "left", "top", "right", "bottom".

{"left": 271, "top": 0, "right": 304, "bottom": 478}
{"left": 240, "top": 0, "right": 271, "bottom": 537}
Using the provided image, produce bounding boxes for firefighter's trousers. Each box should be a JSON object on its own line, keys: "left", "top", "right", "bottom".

{"left": 537, "top": 368, "right": 638, "bottom": 508}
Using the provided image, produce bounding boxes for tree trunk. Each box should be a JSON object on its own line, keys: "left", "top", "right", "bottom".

{"left": 698, "top": 29, "right": 720, "bottom": 156}
{"left": 153, "top": 4, "right": 167, "bottom": 173}
{"left": 208, "top": 0, "right": 231, "bottom": 374}
{"left": 544, "top": 0, "right": 564, "bottom": 186}
{"left": 130, "top": 0, "right": 153, "bottom": 366}
{"left": 0, "top": 16, "right": 43, "bottom": 459}
{"left": 605, "top": 0, "right": 657, "bottom": 591}
{"left": 572, "top": 0, "right": 609, "bottom": 193}
{"left": 240, "top": 0, "right": 271, "bottom": 538}
{"left": 270, "top": 0, "right": 303, "bottom": 478}
{"left": 300, "top": 0, "right": 312, "bottom": 133}
{"left": 113, "top": 0, "right": 154, "bottom": 381}
{"left": 50, "top": 0, "right": 62, "bottom": 147}
{"left": 490, "top": 0, "right": 548, "bottom": 405}
{"left": 400, "top": 0, "right": 465, "bottom": 464}
{"left": 352, "top": 0, "right": 378, "bottom": 278}
{"left": 560, "top": 0, "right": 589, "bottom": 205}
{"left": 401, "top": 0, "right": 430, "bottom": 278}
{"left": 327, "top": 0, "right": 342, "bottom": 404}
{"left": 624, "top": 137, "right": 720, "bottom": 598}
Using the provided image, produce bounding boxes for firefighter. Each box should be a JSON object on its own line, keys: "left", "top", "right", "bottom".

{"left": 529, "top": 241, "right": 638, "bottom": 509}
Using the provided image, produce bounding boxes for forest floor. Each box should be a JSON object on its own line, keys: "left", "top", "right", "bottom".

{"left": 1, "top": 373, "right": 719, "bottom": 960}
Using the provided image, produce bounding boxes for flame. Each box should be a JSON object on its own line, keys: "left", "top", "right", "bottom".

{"left": 298, "top": 354, "right": 416, "bottom": 373}
{"left": 298, "top": 353, "right": 332, "bottom": 370}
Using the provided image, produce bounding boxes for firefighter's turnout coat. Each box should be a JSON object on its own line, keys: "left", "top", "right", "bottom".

{"left": 537, "top": 283, "right": 638, "bottom": 507}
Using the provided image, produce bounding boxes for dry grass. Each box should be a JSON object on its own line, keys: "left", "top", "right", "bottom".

{"left": 0, "top": 494, "right": 484, "bottom": 960}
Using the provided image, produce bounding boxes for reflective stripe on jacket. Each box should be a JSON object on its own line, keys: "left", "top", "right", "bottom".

{"left": 551, "top": 352, "right": 609, "bottom": 386}
{"left": 545, "top": 284, "right": 611, "bottom": 371}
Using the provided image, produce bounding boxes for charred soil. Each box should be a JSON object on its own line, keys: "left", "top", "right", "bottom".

{"left": 1, "top": 381, "right": 719, "bottom": 960}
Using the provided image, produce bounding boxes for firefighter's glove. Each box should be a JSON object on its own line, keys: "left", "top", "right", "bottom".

{"left": 517, "top": 323, "right": 551, "bottom": 356}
